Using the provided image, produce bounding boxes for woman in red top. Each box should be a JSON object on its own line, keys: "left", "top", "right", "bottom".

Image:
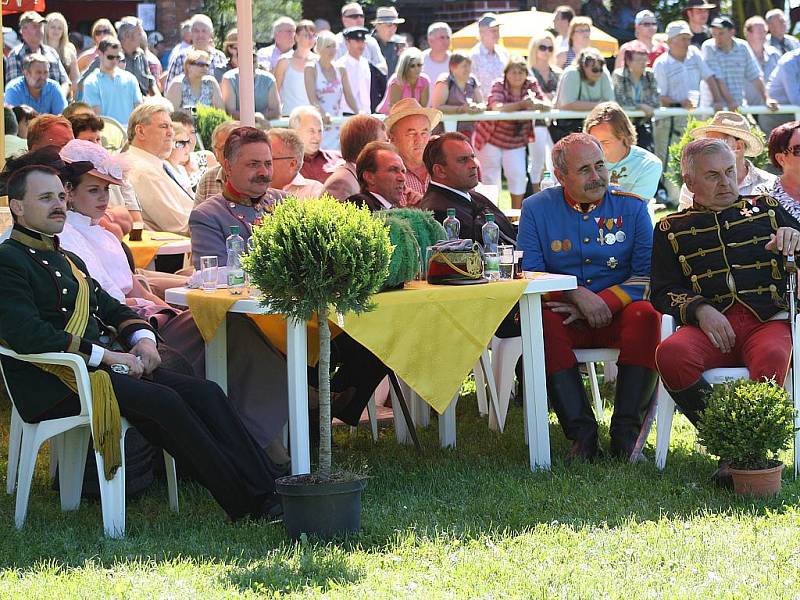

{"left": 474, "top": 56, "right": 550, "bottom": 209}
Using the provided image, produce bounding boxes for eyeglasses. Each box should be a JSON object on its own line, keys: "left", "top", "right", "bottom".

{"left": 175, "top": 139, "right": 191, "bottom": 148}
{"left": 574, "top": 27, "right": 591, "bottom": 34}
{"left": 343, "top": 13, "right": 364, "bottom": 18}
{"left": 409, "top": 62, "right": 422, "bottom": 67}
{"left": 785, "top": 145, "right": 800, "bottom": 157}
{"left": 190, "top": 61, "right": 211, "bottom": 68}
{"left": 272, "top": 156, "right": 295, "bottom": 161}
{"left": 105, "top": 54, "right": 122, "bottom": 61}
{"left": 538, "top": 44, "right": 554, "bottom": 52}
{"left": 640, "top": 22, "right": 658, "bottom": 27}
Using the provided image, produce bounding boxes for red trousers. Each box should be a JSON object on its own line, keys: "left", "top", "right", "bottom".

{"left": 656, "top": 303, "right": 792, "bottom": 391}
{"left": 542, "top": 301, "right": 660, "bottom": 374}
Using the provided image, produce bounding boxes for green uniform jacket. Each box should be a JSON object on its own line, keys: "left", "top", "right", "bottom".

{"left": 0, "top": 225, "right": 154, "bottom": 422}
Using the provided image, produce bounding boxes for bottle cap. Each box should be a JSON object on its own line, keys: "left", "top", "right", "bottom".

{"left": 543, "top": 171, "right": 550, "bottom": 177}
{"left": 446, "top": 208, "right": 456, "bottom": 216}
{"left": 230, "top": 225, "right": 240, "bottom": 235}
{"left": 485, "top": 213, "right": 495, "bottom": 222}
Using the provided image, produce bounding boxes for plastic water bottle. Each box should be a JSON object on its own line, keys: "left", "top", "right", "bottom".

{"left": 443, "top": 208, "right": 461, "bottom": 240}
{"left": 482, "top": 213, "right": 500, "bottom": 254}
{"left": 226, "top": 225, "right": 246, "bottom": 294}
{"left": 540, "top": 171, "right": 556, "bottom": 191}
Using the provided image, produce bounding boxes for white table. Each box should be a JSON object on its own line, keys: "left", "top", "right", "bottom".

{"left": 166, "top": 273, "right": 576, "bottom": 474}
{"left": 149, "top": 238, "right": 192, "bottom": 270}
{"left": 164, "top": 288, "right": 311, "bottom": 476}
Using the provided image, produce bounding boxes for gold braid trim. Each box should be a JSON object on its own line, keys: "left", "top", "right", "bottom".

{"left": 36, "top": 258, "right": 121, "bottom": 481}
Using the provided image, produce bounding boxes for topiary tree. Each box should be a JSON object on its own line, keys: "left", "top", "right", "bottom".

{"left": 242, "top": 196, "right": 392, "bottom": 478}
{"left": 697, "top": 378, "right": 796, "bottom": 470}
{"left": 666, "top": 114, "right": 770, "bottom": 189}
{"left": 195, "top": 105, "right": 232, "bottom": 151}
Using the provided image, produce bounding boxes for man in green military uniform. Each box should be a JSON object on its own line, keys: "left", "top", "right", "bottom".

{"left": 0, "top": 163, "right": 283, "bottom": 521}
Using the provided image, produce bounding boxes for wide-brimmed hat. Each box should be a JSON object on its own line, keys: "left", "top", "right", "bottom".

{"left": 478, "top": 13, "right": 500, "bottom": 28}
{"left": 690, "top": 111, "right": 763, "bottom": 157}
{"left": 383, "top": 97, "right": 442, "bottom": 132}
{"left": 59, "top": 140, "right": 126, "bottom": 186}
{"left": 684, "top": 0, "right": 716, "bottom": 10}
{"left": 372, "top": 7, "right": 405, "bottom": 25}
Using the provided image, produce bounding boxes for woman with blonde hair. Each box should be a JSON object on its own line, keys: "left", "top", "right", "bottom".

{"left": 45, "top": 12, "right": 79, "bottom": 85}
{"left": 527, "top": 31, "right": 561, "bottom": 191}
{"left": 377, "top": 47, "right": 431, "bottom": 113}
{"left": 556, "top": 16, "right": 593, "bottom": 68}
{"left": 77, "top": 19, "right": 116, "bottom": 72}
{"left": 304, "top": 29, "right": 358, "bottom": 150}
{"left": 274, "top": 19, "right": 317, "bottom": 116}
{"left": 165, "top": 49, "right": 224, "bottom": 110}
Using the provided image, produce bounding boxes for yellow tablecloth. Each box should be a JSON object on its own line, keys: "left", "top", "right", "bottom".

{"left": 185, "top": 279, "right": 531, "bottom": 414}
{"left": 124, "top": 231, "right": 188, "bottom": 269}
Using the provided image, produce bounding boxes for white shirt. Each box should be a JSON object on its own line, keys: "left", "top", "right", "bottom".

{"left": 653, "top": 46, "right": 713, "bottom": 102}
{"left": 429, "top": 180, "right": 472, "bottom": 202}
{"left": 284, "top": 172, "right": 325, "bottom": 199}
{"left": 334, "top": 33, "right": 388, "bottom": 75}
{"left": 337, "top": 53, "right": 371, "bottom": 114}
{"left": 422, "top": 50, "right": 450, "bottom": 87}
{"left": 370, "top": 191, "right": 394, "bottom": 209}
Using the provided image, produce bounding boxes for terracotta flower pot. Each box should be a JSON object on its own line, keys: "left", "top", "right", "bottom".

{"left": 729, "top": 462, "right": 784, "bottom": 498}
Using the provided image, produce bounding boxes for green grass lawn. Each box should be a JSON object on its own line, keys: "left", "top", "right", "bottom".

{"left": 2, "top": 380, "right": 800, "bottom": 599}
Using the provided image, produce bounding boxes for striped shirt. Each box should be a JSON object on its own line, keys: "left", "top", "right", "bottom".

{"left": 652, "top": 46, "right": 713, "bottom": 102}
{"left": 701, "top": 38, "right": 762, "bottom": 106}
{"left": 474, "top": 78, "right": 543, "bottom": 151}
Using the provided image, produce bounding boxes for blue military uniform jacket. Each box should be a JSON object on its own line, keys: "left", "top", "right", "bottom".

{"left": 517, "top": 185, "right": 652, "bottom": 312}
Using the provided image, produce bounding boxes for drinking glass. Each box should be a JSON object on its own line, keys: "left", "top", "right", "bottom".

{"left": 687, "top": 90, "right": 700, "bottom": 110}
{"left": 498, "top": 245, "right": 514, "bottom": 279}
{"left": 484, "top": 252, "right": 500, "bottom": 281}
{"left": 200, "top": 255, "right": 218, "bottom": 293}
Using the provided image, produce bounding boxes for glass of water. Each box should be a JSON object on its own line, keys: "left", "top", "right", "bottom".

{"left": 484, "top": 252, "right": 501, "bottom": 281}
{"left": 200, "top": 255, "right": 218, "bottom": 293}
{"left": 498, "top": 245, "right": 515, "bottom": 279}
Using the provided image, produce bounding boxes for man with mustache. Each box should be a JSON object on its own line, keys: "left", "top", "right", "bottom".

{"left": 517, "top": 133, "right": 660, "bottom": 462}
{"left": 0, "top": 164, "right": 284, "bottom": 521}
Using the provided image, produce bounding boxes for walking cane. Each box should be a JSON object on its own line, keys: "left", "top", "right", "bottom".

{"left": 786, "top": 255, "right": 800, "bottom": 477}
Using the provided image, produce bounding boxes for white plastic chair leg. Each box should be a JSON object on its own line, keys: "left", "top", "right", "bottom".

{"left": 490, "top": 336, "right": 523, "bottom": 432}
{"left": 413, "top": 393, "right": 430, "bottom": 428}
{"left": 7, "top": 405, "right": 22, "bottom": 494}
{"left": 58, "top": 426, "right": 90, "bottom": 511}
{"left": 604, "top": 360, "right": 618, "bottom": 384}
{"left": 587, "top": 362, "right": 604, "bottom": 419}
{"left": 366, "top": 395, "right": 378, "bottom": 442}
{"left": 95, "top": 438, "right": 126, "bottom": 539}
{"left": 164, "top": 451, "right": 179, "bottom": 512}
{"left": 391, "top": 383, "right": 412, "bottom": 445}
{"left": 654, "top": 388, "right": 675, "bottom": 471}
{"left": 475, "top": 359, "right": 488, "bottom": 417}
{"left": 439, "top": 395, "right": 458, "bottom": 448}
{"left": 14, "top": 425, "right": 42, "bottom": 530}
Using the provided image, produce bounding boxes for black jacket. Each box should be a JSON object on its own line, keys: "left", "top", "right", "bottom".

{"left": 345, "top": 191, "right": 387, "bottom": 213}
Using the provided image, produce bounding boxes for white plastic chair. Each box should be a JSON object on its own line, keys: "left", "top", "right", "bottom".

{"left": 489, "top": 335, "right": 613, "bottom": 432}
{"left": 654, "top": 314, "right": 800, "bottom": 475}
{"left": 1, "top": 346, "right": 179, "bottom": 538}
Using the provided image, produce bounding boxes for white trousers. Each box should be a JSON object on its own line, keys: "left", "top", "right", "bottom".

{"left": 476, "top": 143, "right": 528, "bottom": 195}
{"left": 528, "top": 126, "right": 554, "bottom": 184}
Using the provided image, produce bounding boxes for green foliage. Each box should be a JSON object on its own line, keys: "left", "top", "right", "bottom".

{"left": 381, "top": 215, "right": 419, "bottom": 289}
{"left": 194, "top": 105, "right": 232, "bottom": 151}
{"left": 243, "top": 196, "right": 392, "bottom": 321}
{"left": 201, "top": 0, "right": 302, "bottom": 42}
{"left": 697, "top": 378, "right": 796, "bottom": 470}
{"left": 382, "top": 208, "right": 447, "bottom": 253}
{"left": 666, "top": 114, "right": 770, "bottom": 188}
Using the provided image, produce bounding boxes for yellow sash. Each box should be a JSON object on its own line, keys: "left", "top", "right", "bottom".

{"left": 35, "top": 257, "right": 122, "bottom": 481}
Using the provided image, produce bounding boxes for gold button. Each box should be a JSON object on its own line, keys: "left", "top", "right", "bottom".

{"left": 584, "top": 258, "right": 591, "bottom": 264}
{"left": 586, "top": 278, "right": 592, "bottom": 284}
{"left": 583, "top": 237, "right": 590, "bottom": 243}
{"left": 582, "top": 215, "right": 589, "bottom": 221}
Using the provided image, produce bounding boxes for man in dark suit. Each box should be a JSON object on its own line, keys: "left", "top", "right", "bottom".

{"left": 345, "top": 141, "right": 407, "bottom": 211}
{"left": 420, "top": 132, "right": 516, "bottom": 245}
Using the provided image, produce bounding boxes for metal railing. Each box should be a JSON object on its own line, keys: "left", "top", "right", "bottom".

{"left": 270, "top": 105, "right": 800, "bottom": 131}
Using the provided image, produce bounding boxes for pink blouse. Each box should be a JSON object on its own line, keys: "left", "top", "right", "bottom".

{"left": 377, "top": 73, "right": 431, "bottom": 114}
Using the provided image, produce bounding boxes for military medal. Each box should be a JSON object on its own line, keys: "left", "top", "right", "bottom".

{"left": 615, "top": 230, "right": 626, "bottom": 243}
{"left": 604, "top": 232, "right": 616, "bottom": 245}
{"left": 595, "top": 218, "right": 605, "bottom": 245}
{"left": 551, "top": 240, "right": 562, "bottom": 252}
{"left": 562, "top": 239, "right": 572, "bottom": 251}
{"left": 607, "top": 257, "right": 618, "bottom": 269}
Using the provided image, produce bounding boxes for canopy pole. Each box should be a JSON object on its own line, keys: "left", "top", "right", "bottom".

{"left": 235, "top": 0, "right": 255, "bottom": 127}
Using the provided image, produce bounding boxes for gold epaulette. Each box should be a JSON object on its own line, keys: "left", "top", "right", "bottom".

{"left": 609, "top": 188, "right": 645, "bottom": 202}
{"left": 740, "top": 194, "right": 779, "bottom": 207}
{"left": 656, "top": 209, "right": 698, "bottom": 231}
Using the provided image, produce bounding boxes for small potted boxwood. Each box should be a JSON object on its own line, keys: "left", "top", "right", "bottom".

{"left": 243, "top": 196, "right": 391, "bottom": 538}
{"left": 697, "top": 378, "right": 796, "bottom": 497}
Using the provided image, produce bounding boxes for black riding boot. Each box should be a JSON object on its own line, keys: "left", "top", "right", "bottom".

{"left": 609, "top": 365, "right": 659, "bottom": 459}
{"left": 666, "top": 377, "right": 713, "bottom": 426}
{"left": 547, "top": 366, "right": 599, "bottom": 461}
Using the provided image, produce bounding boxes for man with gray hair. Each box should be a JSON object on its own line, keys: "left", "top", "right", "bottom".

{"left": 117, "top": 19, "right": 159, "bottom": 96}
{"left": 4, "top": 53, "right": 67, "bottom": 115}
{"left": 422, "top": 22, "right": 452, "bottom": 84}
{"left": 266, "top": 128, "right": 324, "bottom": 199}
{"left": 653, "top": 137, "right": 800, "bottom": 484}
{"left": 765, "top": 8, "right": 800, "bottom": 55}
{"left": 256, "top": 17, "right": 297, "bottom": 72}
{"left": 517, "top": 132, "right": 658, "bottom": 462}
{"left": 289, "top": 106, "right": 344, "bottom": 184}
{"left": 164, "top": 14, "right": 228, "bottom": 88}
{"left": 469, "top": 13, "right": 508, "bottom": 97}
{"left": 125, "top": 102, "right": 195, "bottom": 234}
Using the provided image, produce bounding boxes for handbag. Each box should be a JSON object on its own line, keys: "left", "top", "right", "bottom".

{"left": 427, "top": 240, "right": 486, "bottom": 285}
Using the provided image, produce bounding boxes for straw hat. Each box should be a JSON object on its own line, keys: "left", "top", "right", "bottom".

{"left": 383, "top": 98, "right": 442, "bottom": 133}
{"left": 690, "top": 111, "right": 763, "bottom": 157}
{"left": 59, "top": 140, "right": 126, "bottom": 186}
{"left": 372, "top": 7, "right": 405, "bottom": 25}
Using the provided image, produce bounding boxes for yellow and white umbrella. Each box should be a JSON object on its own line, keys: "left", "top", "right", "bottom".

{"left": 451, "top": 9, "right": 619, "bottom": 58}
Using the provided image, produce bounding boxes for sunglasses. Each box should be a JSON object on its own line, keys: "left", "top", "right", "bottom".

{"left": 190, "top": 61, "right": 211, "bottom": 67}
{"left": 538, "top": 44, "right": 554, "bottom": 52}
{"left": 175, "top": 139, "right": 191, "bottom": 149}
{"left": 105, "top": 54, "right": 122, "bottom": 61}
{"left": 785, "top": 145, "right": 800, "bottom": 157}
{"left": 343, "top": 13, "right": 364, "bottom": 18}
{"left": 94, "top": 29, "right": 111, "bottom": 36}
{"left": 640, "top": 22, "right": 658, "bottom": 27}
{"left": 588, "top": 66, "right": 603, "bottom": 73}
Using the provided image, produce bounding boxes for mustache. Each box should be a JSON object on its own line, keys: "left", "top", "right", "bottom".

{"left": 250, "top": 176, "right": 271, "bottom": 184}
{"left": 584, "top": 180, "right": 606, "bottom": 191}
{"left": 49, "top": 210, "right": 66, "bottom": 217}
